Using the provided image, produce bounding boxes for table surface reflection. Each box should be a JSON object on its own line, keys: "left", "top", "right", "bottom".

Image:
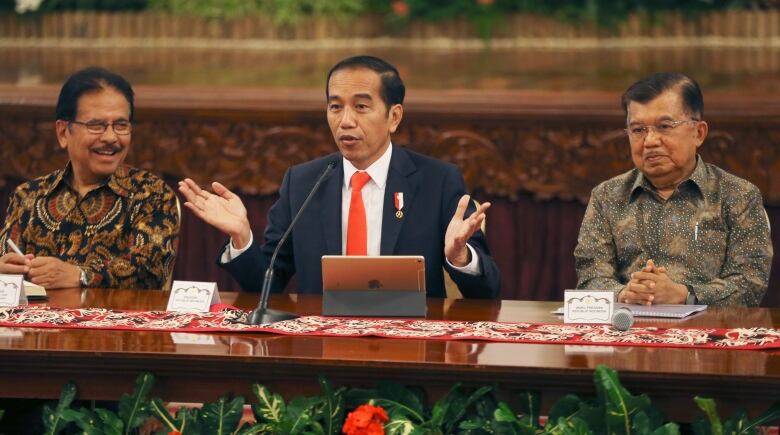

{"left": 1, "top": 288, "right": 778, "bottom": 419}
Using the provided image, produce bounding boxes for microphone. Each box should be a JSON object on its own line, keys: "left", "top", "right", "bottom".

{"left": 612, "top": 307, "right": 634, "bottom": 331}
{"left": 247, "top": 159, "right": 338, "bottom": 325}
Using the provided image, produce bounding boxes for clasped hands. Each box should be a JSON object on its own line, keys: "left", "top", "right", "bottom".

{"left": 618, "top": 259, "right": 688, "bottom": 305}
{"left": 0, "top": 252, "right": 81, "bottom": 288}
{"left": 178, "top": 178, "right": 490, "bottom": 266}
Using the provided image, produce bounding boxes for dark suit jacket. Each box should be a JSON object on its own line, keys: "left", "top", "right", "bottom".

{"left": 221, "top": 147, "right": 500, "bottom": 298}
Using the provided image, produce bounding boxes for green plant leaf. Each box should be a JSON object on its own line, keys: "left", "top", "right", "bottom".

{"left": 281, "top": 396, "right": 320, "bottom": 434}
{"left": 200, "top": 395, "right": 245, "bottom": 435}
{"left": 548, "top": 394, "right": 582, "bottom": 423}
{"left": 149, "top": 398, "right": 178, "bottom": 431}
{"left": 441, "top": 385, "right": 493, "bottom": 434}
{"left": 376, "top": 381, "right": 425, "bottom": 422}
{"left": 650, "top": 422, "right": 681, "bottom": 435}
{"left": 61, "top": 408, "right": 103, "bottom": 434}
{"left": 546, "top": 416, "right": 591, "bottom": 435}
{"left": 740, "top": 401, "right": 780, "bottom": 433}
{"left": 517, "top": 391, "right": 540, "bottom": 428}
{"left": 118, "top": 372, "right": 154, "bottom": 435}
{"left": 176, "top": 406, "right": 204, "bottom": 435}
{"left": 384, "top": 414, "right": 424, "bottom": 435}
{"left": 252, "top": 384, "right": 286, "bottom": 424}
{"left": 317, "top": 376, "right": 345, "bottom": 435}
{"left": 594, "top": 364, "right": 654, "bottom": 435}
{"left": 632, "top": 411, "right": 652, "bottom": 435}
{"left": 693, "top": 397, "right": 723, "bottom": 435}
{"left": 43, "top": 381, "right": 77, "bottom": 435}
{"left": 722, "top": 409, "right": 749, "bottom": 434}
{"left": 95, "top": 408, "right": 124, "bottom": 435}
{"left": 491, "top": 401, "right": 536, "bottom": 435}
{"left": 428, "top": 383, "right": 464, "bottom": 428}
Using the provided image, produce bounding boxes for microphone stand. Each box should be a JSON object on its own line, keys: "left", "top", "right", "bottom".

{"left": 247, "top": 160, "right": 337, "bottom": 325}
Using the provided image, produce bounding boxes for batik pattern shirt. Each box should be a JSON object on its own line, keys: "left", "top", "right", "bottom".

{"left": 0, "top": 164, "right": 179, "bottom": 289}
{"left": 575, "top": 157, "right": 772, "bottom": 307}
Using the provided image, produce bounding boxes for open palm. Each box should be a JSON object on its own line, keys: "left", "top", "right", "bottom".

{"left": 178, "top": 178, "right": 251, "bottom": 243}
{"left": 444, "top": 194, "right": 490, "bottom": 266}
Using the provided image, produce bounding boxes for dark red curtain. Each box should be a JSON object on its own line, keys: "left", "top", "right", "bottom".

{"left": 3, "top": 177, "right": 780, "bottom": 307}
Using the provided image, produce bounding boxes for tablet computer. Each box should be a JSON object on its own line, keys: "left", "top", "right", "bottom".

{"left": 321, "top": 255, "right": 427, "bottom": 316}
{"left": 321, "top": 255, "right": 426, "bottom": 292}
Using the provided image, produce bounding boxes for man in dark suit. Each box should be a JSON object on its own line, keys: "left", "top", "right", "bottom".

{"left": 179, "top": 55, "right": 500, "bottom": 298}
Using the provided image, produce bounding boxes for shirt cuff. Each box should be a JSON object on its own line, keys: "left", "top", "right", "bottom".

{"left": 220, "top": 231, "right": 254, "bottom": 264}
{"left": 445, "top": 243, "right": 480, "bottom": 276}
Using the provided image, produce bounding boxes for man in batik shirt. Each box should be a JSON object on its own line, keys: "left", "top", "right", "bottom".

{"left": 575, "top": 72, "right": 772, "bottom": 307}
{"left": 0, "top": 67, "right": 179, "bottom": 290}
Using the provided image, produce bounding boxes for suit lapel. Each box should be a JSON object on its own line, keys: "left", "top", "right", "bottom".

{"left": 381, "top": 148, "right": 419, "bottom": 255}
{"left": 319, "top": 159, "right": 343, "bottom": 255}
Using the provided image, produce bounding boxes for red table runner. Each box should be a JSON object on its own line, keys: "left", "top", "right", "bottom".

{"left": 1, "top": 306, "right": 779, "bottom": 350}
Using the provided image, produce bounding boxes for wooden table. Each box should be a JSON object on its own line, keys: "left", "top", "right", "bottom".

{"left": 0, "top": 288, "right": 778, "bottom": 420}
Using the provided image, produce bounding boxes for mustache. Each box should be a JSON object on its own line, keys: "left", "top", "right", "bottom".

{"left": 92, "top": 144, "right": 123, "bottom": 153}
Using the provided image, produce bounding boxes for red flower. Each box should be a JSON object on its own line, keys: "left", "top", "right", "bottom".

{"left": 391, "top": 1, "right": 409, "bottom": 17}
{"left": 168, "top": 432, "right": 182, "bottom": 435}
{"left": 342, "top": 404, "right": 389, "bottom": 435}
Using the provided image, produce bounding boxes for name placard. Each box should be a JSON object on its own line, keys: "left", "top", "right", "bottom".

{"left": 166, "top": 281, "right": 220, "bottom": 313}
{"left": 563, "top": 289, "right": 614, "bottom": 324}
{"left": 0, "top": 274, "right": 27, "bottom": 307}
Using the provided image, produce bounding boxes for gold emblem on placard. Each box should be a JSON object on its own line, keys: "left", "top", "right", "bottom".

{"left": 395, "top": 210, "right": 404, "bottom": 219}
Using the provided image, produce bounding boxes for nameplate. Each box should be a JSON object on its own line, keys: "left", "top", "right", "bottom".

{"left": 0, "top": 274, "right": 27, "bottom": 307}
{"left": 563, "top": 289, "right": 613, "bottom": 324}
{"left": 166, "top": 281, "right": 220, "bottom": 313}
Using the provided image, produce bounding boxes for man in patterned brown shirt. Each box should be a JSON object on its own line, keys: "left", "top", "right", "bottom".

{"left": 575, "top": 72, "right": 772, "bottom": 307}
{"left": 0, "top": 67, "right": 179, "bottom": 290}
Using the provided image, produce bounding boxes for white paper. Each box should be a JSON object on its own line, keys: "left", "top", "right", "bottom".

{"left": 563, "top": 289, "right": 613, "bottom": 324}
{"left": 0, "top": 274, "right": 26, "bottom": 307}
{"left": 166, "top": 280, "right": 220, "bottom": 313}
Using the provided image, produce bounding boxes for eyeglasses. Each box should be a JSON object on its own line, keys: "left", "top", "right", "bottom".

{"left": 70, "top": 120, "right": 132, "bottom": 135}
{"left": 625, "top": 119, "right": 698, "bottom": 141}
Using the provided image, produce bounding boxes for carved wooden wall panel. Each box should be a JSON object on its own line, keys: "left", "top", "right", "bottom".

{"left": 1, "top": 86, "right": 778, "bottom": 204}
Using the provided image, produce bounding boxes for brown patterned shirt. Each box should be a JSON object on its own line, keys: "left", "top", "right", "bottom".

{"left": 575, "top": 156, "right": 772, "bottom": 307}
{"left": 0, "top": 164, "right": 179, "bottom": 289}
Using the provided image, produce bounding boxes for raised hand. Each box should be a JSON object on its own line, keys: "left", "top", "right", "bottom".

{"left": 444, "top": 194, "right": 490, "bottom": 267}
{"left": 178, "top": 178, "right": 252, "bottom": 249}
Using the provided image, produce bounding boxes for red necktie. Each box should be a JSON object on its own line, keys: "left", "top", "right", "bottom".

{"left": 346, "top": 171, "right": 371, "bottom": 255}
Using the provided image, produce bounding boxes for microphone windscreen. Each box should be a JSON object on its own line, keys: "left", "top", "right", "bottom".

{"left": 612, "top": 307, "right": 634, "bottom": 331}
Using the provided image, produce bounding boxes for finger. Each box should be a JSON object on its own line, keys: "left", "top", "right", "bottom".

{"left": 643, "top": 259, "right": 655, "bottom": 272}
{"left": 656, "top": 266, "right": 667, "bottom": 274}
{"left": 470, "top": 201, "right": 491, "bottom": 217}
{"left": 631, "top": 271, "right": 659, "bottom": 282}
{"left": 453, "top": 195, "right": 470, "bottom": 222}
{"left": 212, "top": 181, "right": 238, "bottom": 200}
{"left": 29, "top": 257, "right": 53, "bottom": 268}
{"left": 627, "top": 282, "right": 652, "bottom": 294}
{"left": 1, "top": 253, "right": 30, "bottom": 266}
{"left": 0, "top": 263, "right": 30, "bottom": 274}
{"left": 182, "top": 178, "right": 203, "bottom": 194}
{"left": 177, "top": 181, "right": 200, "bottom": 203}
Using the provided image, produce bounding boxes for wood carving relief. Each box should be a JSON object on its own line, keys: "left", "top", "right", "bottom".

{"left": 1, "top": 92, "right": 779, "bottom": 205}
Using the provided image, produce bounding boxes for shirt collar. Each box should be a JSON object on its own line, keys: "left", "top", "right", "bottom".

{"left": 45, "top": 162, "right": 131, "bottom": 198}
{"left": 629, "top": 154, "right": 705, "bottom": 201}
{"left": 343, "top": 142, "right": 393, "bottom": 189}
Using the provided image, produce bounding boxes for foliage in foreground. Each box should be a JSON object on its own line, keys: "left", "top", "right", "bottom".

{"left": 36, "top": 364, "right": 780, "bottom": 434}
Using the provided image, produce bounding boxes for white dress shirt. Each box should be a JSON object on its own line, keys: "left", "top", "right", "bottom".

{"left": 222, "top": 143, "right": 480, "bottom": 275}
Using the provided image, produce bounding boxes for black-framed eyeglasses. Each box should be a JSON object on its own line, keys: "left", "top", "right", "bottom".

{"left": 624, "top": 119, "right": 699, "bottom": 141}
{"left": 69, "top": 120, "right": 132, "bottom": 135}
